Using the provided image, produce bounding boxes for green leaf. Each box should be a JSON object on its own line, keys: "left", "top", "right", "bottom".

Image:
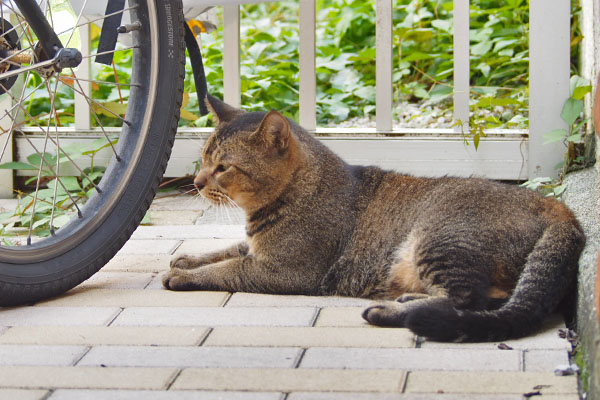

{"left": 471, "top": 41, "right": 492, "bottom": 56}
{"left": 572, "top": 85, "right": 592, "bottom": 101}
{"left": 560, "top": 98, "right": 583, "bottom": 126}
{"left": 353, "top": 86, "right": 376, "bottom": 102}
{"left": 0, "top": 161, "right": 38, "bottom": 170}
{"left": 569, "top": 75, "right": 590, "bottom": 97}
{"left": 473, "top": 134, "right": 480, "bottom": 150}
{"left": 543, "top": 129, "right": 567, "bottom": 144}
{"left": 140, "top": 211, "right": 152, "bottom": 225}
{"left": 474, "top": 97, "right": 521, "bottom": 108}
{"left": 52, "top": 214, "right": 72, "bottom": 228}
{"left": 26, "top": 153, "right": 55, "bottom": 169}
{"left": 431, "top": 19, "right": 451, "bottom": 33}
{"left": 566, "top": 133, "right": 582, "bottom": 142}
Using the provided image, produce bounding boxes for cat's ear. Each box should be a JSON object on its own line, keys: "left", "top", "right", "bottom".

{"left": 252, "top": 110, "right": 291, "bottom": 151}
{"left": 205, "top": 94, "right": 244, "bottom": 124}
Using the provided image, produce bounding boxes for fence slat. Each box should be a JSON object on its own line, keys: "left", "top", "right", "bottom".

{"left": 0, "top": 95, "right": 13, "bottom": 198}
{"left": 376, "top": 0, "right": 393, "bottom": 132}
{"left": 223, "top": 4, "right": 241, "bottom": 108}
{"left": 453, "top": 0, "right": 469, "bottom": 132}
{"left": 75, "top": 18, "right": 91, "bottom": 130}
{"left": 299, "top": 0, "right": 316, "bottom": 131}
{"left": 528, "top": 0, "right": 570, "bottom": 178}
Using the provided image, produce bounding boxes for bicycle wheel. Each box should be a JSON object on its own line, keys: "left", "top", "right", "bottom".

{"left": 0, "top": 0, "right": 185, "bottom": 305}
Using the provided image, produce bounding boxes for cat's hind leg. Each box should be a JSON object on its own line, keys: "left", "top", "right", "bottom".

{"left": 363, "top": 295, "right": 450, "bottom": 327}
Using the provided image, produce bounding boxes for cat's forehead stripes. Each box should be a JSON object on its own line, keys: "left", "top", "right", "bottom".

{"left": 202, "top": 134, "right": 218, "bottom": 160}
{"left": 203, "top": 111, "right": 268, "bottom": 163}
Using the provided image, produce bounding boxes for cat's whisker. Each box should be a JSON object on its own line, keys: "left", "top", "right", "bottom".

{"left": 221, "top": 197, "right": 235, "bottom": 224}
{"left": 223, "top": 195, "right": 245, "bottom": 223}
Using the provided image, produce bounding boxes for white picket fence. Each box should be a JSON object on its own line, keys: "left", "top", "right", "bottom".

{"left": 1, "top": 0, "right": 572, "bottom": 198}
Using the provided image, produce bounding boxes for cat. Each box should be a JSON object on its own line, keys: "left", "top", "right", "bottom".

{"left": 163, "top": 94, "right": 585, "bottom": 342}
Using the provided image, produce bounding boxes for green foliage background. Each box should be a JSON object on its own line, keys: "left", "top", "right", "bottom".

{"left": 182, "top": 0, "right": 582, "bottom": 128}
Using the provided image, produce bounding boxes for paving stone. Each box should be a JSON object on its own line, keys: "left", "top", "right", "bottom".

{"left": 76, "top": 272, "right": 155, "bottom": 290}
{"left": 287, "top": 394, "right": 405, "bottom": 400}
{"left": 131, "top": 225, "right": 245, "bottom": 240}
{"left": 49, "top": 390, "right": 283, "bottom": 400}
{"left": 314, "top": 307, "right": 372, "bottom": 327}
{"left": 103, "top": 255, "right": 171, "bottom": 273}
{"left": 147, "top": 210, "right": 202, "bottom": 225}
{"left": 171, "top": 368, "right": 406, "bottom": 392}
{"left": 204, "top": 327, "right": 415, "bottom": 348}
{"left": 145, "top": 274, "right": 169, "bottom": 289}
{"left": 524, "top": 349, "right": 571, "bottom": 372}
{"left": 0, "top": 306, "right": 121, "bottom": 326}
{"left": 173, "top": 239, "right": 243, "bottom": 254}
{"left": 35, "top": 288, "right": 229, "bottom": 307}
{"left": 293, "top": 395, "right": 577, "bottom": 400}
{"left": 115, "top": 239, "right": 180, "bottom": 256}
{"left": 404, "top": 371, "right": 578, "bottom": 394}
{"left": 112, "top": 307, "right": 318, "bottom": 327}
{"left": 78, "top": 345, "right": 302, "bottom": 368}
{"left": 0, "top": 345, "right": 87, "bottom": 366}
{"left": 420, "top": 316, "right": 571, "bottom": 351}
{"left": 0, "top": 366, "right": 177, "bottom": 390}
{"left": 0, "top": 389, "right": 49, "bottom": 400}
{"left": 300, "top": 347, "right": 521, "bottom": 371}
{"left": 227, "top": 293, "right": 372, "bottom": 307}
{"left": 288, "top": 394, "right": 525, "bottom": 400}
{"left": 0, "top": 326, "right": 209, "bottom": 346}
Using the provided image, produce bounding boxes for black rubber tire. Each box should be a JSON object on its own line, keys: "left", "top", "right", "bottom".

{"left": 0, "top": 0, "right": 185, "bottom": 306}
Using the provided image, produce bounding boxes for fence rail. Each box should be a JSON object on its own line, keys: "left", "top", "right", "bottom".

{"left": 1, "top": 0, "right": 572, "bottom": 197}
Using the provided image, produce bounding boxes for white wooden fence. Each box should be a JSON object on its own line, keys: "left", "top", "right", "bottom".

{"left": 1, "top": 0, "right": 572, "bottom": 198}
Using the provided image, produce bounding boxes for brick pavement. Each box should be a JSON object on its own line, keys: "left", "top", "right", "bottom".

{"left": 0, "top": 195, "right": 581, "bottom": 399}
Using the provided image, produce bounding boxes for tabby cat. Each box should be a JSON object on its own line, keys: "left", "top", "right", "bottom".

{"left": 163, "top": 95, "right": 585, "bottom": 342}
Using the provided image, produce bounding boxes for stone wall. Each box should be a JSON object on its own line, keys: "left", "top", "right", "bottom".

{"left": 575, "top": 1, "right": 600, "bottom": 398}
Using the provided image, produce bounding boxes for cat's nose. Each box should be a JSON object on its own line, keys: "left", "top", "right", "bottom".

{"left": 194, "top": 179, "right": 205, "bottom": 191}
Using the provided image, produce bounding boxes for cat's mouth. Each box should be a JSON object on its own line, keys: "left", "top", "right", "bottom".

{"left": 202, "top": 188, "right": 238, "bottom": 208}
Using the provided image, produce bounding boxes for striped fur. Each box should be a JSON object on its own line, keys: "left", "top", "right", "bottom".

{"left": 164, "top": 96, "right": 585, "bottom": 342}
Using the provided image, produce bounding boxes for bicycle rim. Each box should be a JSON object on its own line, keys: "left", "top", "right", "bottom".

{"left": 0, "top": 1, "right": 177, "bottom": 268}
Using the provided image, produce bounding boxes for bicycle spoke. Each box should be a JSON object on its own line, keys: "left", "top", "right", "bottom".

{"left": 0, "top": 70, "right": 31, "bottom": 164}
{"left": 53, "top": 5, "right": 139, "bottom": 40}
{"left": 66, "top": 76, "right": 140, "bottom": 88}
{"left": 63, "top": 0, "right": 89, "bottom": 48}
{"left": 26, "top": 80, "right": 54, "bottom": 244}
{"left": 47, "top": 78, "right": 60, "bottom": 236}
{"left": 0, "top": 75, "right": 50, "bottom": 128}
{"left": 67, "top": 74, "right": 132, "bottom": 126}
{"left": 0, "top": 79, "right": 102, "bottom": 195}
{"left": 69, "top": 68, "right": 121, "bottom": 161}
{"left": 81, "top": 46, "right": 138, "bottom": 61}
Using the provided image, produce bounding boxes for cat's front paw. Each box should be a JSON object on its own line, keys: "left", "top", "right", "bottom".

{"left": 170, "top": 254, "right": 205, "bottom": 270}
{"left": 162, "top": 270, "right": 197, "bottom": 291}
{"left": 362, "top": 301, "right": 408, "bottom": 327}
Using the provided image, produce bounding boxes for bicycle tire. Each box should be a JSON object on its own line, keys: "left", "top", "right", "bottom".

{"left": 0, "top": 0, "right": 185, "bottom": 306}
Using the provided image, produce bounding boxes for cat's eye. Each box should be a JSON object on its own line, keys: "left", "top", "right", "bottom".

{"left": 214, "top": 164, "right": 227, "bottom": 174}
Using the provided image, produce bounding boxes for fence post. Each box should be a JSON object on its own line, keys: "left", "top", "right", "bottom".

{"left": 528, "top": 0, "right": 570, "bottom": 179}
{"left": 299, "top": 0, "right": 316, "bottom": 131}
{"left": 0, "top": 95, "right": 13, "bottom": 198}
{"left": 74, "top": 17, "right": 91, "bottom": 130}
{"left": 223, "top": 4, "right": 240, "bottom": 108}
{"left": 376, "top": 0, "right": 392, "bottom": 132}
{"left": 453, "top": 0, "right": 469, "bottom": 132}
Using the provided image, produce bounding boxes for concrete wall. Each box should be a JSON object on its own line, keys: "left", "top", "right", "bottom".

{"left": 576, "top": 1, "right": 600, "bottom": 399}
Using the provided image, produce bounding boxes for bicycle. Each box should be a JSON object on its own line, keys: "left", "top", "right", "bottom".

{"left": 0, "top": 0, "right": 187, "bottom": 305}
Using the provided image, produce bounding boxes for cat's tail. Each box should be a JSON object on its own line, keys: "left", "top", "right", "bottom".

{"left": 370, "top": 220, "right": 585, "bottom": 342}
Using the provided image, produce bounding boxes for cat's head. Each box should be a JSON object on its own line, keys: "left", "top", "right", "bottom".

{"left": 193, "top": 95, "right": 300, "bottom": 213}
